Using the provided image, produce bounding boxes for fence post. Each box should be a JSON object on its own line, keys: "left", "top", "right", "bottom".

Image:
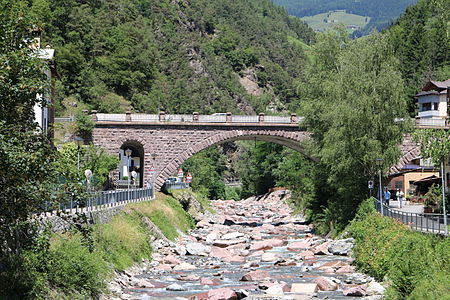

{"left": 159, "top": 111, "right": 166, "bottom": 122}
{"left": 226, "top": 112, "right": 232, "bottom": 122}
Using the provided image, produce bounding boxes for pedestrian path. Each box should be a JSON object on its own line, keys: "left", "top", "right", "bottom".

{"left": 387, "top": 200, "right": 423, "bottom": 214}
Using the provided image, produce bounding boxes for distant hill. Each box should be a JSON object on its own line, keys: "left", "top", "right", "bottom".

{"left": 272, "top": 0, "right": 418, "bottom": 36}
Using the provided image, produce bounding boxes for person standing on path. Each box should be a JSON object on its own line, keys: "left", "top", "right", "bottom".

{"left": 383, "top": 187, "right": 391, "bottom": 206}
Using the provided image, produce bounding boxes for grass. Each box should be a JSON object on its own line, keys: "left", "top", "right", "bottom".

{"left": 1, "top": 191, "right": 200, "bottom": 299}
{"left": 348, "top": 199, "right": 450, "bottom": 299}
{"left": 301, "top": 10, "right": 370, "bottom": 33}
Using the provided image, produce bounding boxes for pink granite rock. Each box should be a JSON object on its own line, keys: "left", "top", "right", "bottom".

{"left": 240, "top": 270, "right": 270, "bottom": 281}
{"left": 315, "top": 276, "right": 338, "bottom": 291}
{"left": 287, "top": 241, "right": 311, "bottom": 251}
{"left": 250, "top": 239, "right": 284, "bottom": 251}
{"left": 343, "top": 286, "right": 367, "bottom": 297}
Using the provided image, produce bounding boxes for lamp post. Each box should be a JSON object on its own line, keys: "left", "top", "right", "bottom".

{"left": 151, "top": 153, "right": 158, "bottom": 198}
{"left": 376, "top": 158, "right": 384, "bottom": 215}
{"left": 125, "top": 149, "right": 132, "bottom": 200}
{"left": 74, "top": 136, "right": 84, "bottom": 172}
{"left": 440, "top": 160, "right": 448, "bottom": 235}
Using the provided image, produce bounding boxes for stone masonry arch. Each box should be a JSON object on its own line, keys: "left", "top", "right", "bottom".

{"left": 156, "top": 131, "right": 312, "bottom": 189}
{"left": 91, "top": 117, "right": 312, "bottom": 191}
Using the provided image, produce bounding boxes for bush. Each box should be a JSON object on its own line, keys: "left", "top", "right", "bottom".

{"left": 48, "top": 234, "right": 108, "bottom": 297}
{"left": 348, "top": 200, "right": 450, "bottom": 299}
{"left": 93, "top": 216, "right": 152, "bottom": 271}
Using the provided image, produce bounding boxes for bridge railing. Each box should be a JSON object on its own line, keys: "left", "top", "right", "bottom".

{"left": 91, "top": 111, "right": 302, "bottom": 125}
{"left": 374, "top": 198, "right": 449, "bottom": 236}
{"left": 40, "top": 186, "right": 154, "bottom": 216}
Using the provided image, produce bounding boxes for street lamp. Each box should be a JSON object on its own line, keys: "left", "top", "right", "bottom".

{"left": 74, "top": 136, "right": 84, "bottom": 172}
{"left": 125, "top": 149, "right": 132, "bottom": 200}
{"left": 151, "top": 153, "right": 158, "bottom": 197}
{"left": 375, "top": 158, "right": 384, "bottom": 215}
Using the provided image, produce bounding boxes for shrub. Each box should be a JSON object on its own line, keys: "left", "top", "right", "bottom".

{"left": 93, "top": 215, "right": 152, "bottom": 270}
{"left": 48, "top": 233, "right": 108, "bottom": 297}
{"left": 348, "top": 199, "right": 450, "bottom": 299}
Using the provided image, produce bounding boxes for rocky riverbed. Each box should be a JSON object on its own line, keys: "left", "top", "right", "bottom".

{"left": 103, "top": 190, "right": 385, "bottom": 300}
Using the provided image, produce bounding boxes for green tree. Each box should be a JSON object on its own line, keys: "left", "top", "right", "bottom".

{"left": 413, "top": 129, "right": 450, "bottom": 232}
{"left": 298, "top": 29, "right": 409, "bottom": 233}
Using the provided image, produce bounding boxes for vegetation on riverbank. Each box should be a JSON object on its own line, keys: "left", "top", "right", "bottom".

{"left": 0, "top": 191, "right": 198, "bottom": 299}
{"left": 348, "top": 199, "right": 450, "bottom": 299}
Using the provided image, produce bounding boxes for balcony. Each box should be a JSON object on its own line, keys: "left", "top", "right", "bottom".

{"left": 417, "top": 117, "right": 448, "bottom": 128}
{"left": 418, "top": 110, "right": 441, "bottom": 118}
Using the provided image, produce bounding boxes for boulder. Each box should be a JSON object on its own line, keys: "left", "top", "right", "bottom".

{"left": 328, "top": 238, "right": 355, "bottom": 256}
{"left": 240, "top": 270, "right": 270, "bottom": 281}
{"left": 178, "top": 274, "right": 200, "bottom": 281}
{"left": 213, "top": 239, "right": 246, "bottom": 248}
{"left": 287, "top": 241, "right": 311, "bottom": 251}
{"left": 210, "top": 246, "right": 232, "bottom": 258}
{"left": 315, "top": 276, "right": 339, "bottom": 291}
{"left": 175, "top": 245, "right": 187, "bottom": 256}
{"left": 186, "top": 242, "right": 211, "bottom": 255}
{"left": 261, "top": 252, "right": 278, "bottom": 262}
{"left": 166, "top": 283, "right": 187, "bottom": 291}
{"left": 200, "top": 277, "right": 222, "bottom": 286}
{"left": 343, "top": 286, "right": 367, "bottom": 297}
{"left": 366, "top": 281, "right": 385, "bottom": 295}
{"left": 163, "top": 255, "right": 182, "bottom": 265}
{"left": 250, "top": 239, "right": 284, "bottom": 251}
{"left": 207, "top": 287, "right": 239, "bottom": 300}
{"left": 222, "top": 232, "right": 245, "bottom": 240}
{"left": 205, "top": 231, "right": 220, "bottom": 244}
{"left": 335, "top": 265, "right": 356, "bottom": 273}
{"left": 290, "top": 283, "right": 318, "bottom": 294}
{"left": 173, "top": 262, "right": 197, "bottom": 271}
{"left": 223, "top": 255, "right": 246, "bottom": 263}
{"left": 136, "top": 279, "right": 155, "bottom": 288}
{"left": 312, "top": 241, "right": 331, "bottom": 255}
{"left": 155, "top": 264, "right": 172, "bottom": 271}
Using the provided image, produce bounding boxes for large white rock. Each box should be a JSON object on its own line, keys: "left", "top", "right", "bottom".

{"left": 185, "top": 242, "right": 211, "bottom": 255}
{"left": 166, "top": 283, "right": 187, "bottom": 291}
{"left": 366, "top": 281, "right": 385, "bottom": 295}
{"left": 328, "top": 238, "right": 355, "bottom": 256}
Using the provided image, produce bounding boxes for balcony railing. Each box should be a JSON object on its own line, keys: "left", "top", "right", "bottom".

{"left": 416, "top": 117, "right": 448, "bottom": 127}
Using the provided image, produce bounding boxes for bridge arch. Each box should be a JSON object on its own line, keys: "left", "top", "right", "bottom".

{"left": 91, "top": 113, "right": 312, "bottom": 191}
{"left": 154, "top": 131, "right": 313, "bottom": 190}
{"left": 118, "top": 139, "right": 145, "bottom": 188}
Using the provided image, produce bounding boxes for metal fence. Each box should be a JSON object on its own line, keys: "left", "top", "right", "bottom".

{"left": 374, "top": 198, "right": 449, "bottom": 235}
{"left": 163, "top": 182, "right": 190, "bottom": 191}
{"left": 42, "top": 186, "right": 154, "bottom": 215}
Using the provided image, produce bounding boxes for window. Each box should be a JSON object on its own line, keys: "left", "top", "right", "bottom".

{"left": 421, "top": 102, "right": 438, "bottom": 111}
{"left": 395, "top": 181, "right": 403, "bottom": 189}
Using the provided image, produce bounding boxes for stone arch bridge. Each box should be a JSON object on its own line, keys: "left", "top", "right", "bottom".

{"left": 91, "top": 112, "right": 311, "bottom": 190}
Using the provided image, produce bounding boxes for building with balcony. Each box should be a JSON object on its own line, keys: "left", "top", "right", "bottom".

{"left": 415, "top": 79, "right": 450, "bottom": 128}
{"left": 31, "top": 27, "right": 57, "bottom": 137}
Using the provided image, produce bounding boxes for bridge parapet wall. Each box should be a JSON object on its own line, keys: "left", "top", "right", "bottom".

{"left": 92, "top": 112, "right": 303, "bottom": 125}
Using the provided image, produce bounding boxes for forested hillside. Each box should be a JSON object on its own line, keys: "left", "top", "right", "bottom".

{"left": 37, "top": 0, "right": 314, "bottom": 115}
{"left": 389, "top": 0, "right": 450, "bottom": 113}
{"left": 273, "top": 0, "right": 418, "bottom": 36}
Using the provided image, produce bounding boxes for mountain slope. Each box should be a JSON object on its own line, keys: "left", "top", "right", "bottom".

{"left": 273, "top": 0, "right": 418, "bottom": 36}
{"left": 41, "top": 0, "right": 314, "bottom": 115}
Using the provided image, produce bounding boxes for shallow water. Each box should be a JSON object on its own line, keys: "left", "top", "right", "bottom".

{"left": 123, "top": 199, "right": 363, "bottom": 299}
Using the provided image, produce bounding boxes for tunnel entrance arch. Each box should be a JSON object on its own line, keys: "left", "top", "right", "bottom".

{"left": 119, "top": 140, "right": 145, "bottom": 188}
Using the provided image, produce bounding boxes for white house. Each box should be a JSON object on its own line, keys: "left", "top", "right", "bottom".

{"left": 31, "top": 27, "right": 57, "bottom": 137}
{"left": 415, "top": 79, "right": 450, "bottom": 128}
